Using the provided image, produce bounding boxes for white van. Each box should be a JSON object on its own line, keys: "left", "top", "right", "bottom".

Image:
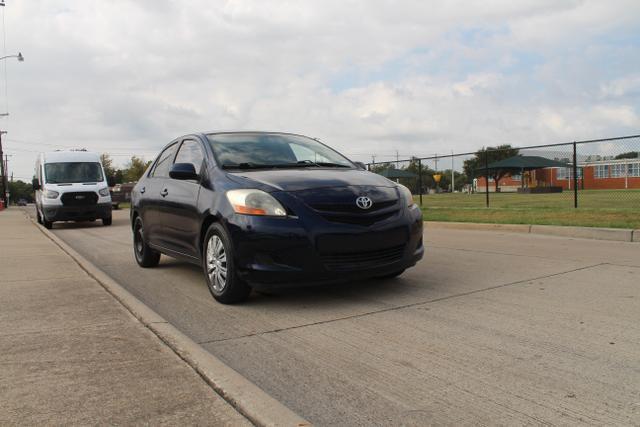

{"left": 33, "top": 151, "right": 113, "bottom": 229}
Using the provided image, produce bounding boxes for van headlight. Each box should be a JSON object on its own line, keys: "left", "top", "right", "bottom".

{"left": 98, "top": 187, "right": 110, "bottom": 197}
{"left": 45, "top": 190, "right": 59, "bottom": 199}
{"left": 226, "top": 189, "right": 287, "bottom": 217}
{"left": 397, "top": 184, "right": 415, "bottom": 207}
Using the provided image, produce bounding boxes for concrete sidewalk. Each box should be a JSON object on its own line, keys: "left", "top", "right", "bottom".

{"left": 0, "top": 208, "right": 250, "bottom": 425}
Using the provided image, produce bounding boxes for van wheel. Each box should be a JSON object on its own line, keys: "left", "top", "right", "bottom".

{"left": 102, "top": 216, "right": 112, "bottom": 226}
{"left": 133, "top": 217, "right": 160, "bottom": 267}
{"left": 202, "top": 223, "right": 251, "bottom": 304}
{"left": 43, "top": 219, "right": 53, "bottom": 229}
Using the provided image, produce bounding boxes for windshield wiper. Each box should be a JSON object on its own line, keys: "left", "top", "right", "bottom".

{"left": 291, "top": 160, "right": 351, "bottom": 168}
{"left": 315, "top": 162, "right": 351, "bottom": 168}
{"left": 223, "top": 161, "right": 352, "bottom": 170}
{"left": 222, "top": 162, "right": 278, "bottom": 170}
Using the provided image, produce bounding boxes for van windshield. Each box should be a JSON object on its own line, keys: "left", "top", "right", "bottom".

{"left": 44, "top": 162, "right": 104, "bottom": 184}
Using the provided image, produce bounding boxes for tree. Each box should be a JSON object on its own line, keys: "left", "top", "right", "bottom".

{"left": 8, "top": 180, "right": 34, "bottom": 203}
{"left": 615, "top": 151, "right": 639, "bottom": 159}
{"left": 100, "top": 153, "right": 116, "bottom": 179}
{"left": 124, "top": 156, "right": 152, "bottom": 182}
{"left": 463, "top": 145, "right": 519, "bottom": 192}
{"left": 436, "top": 170, "right": 468, "bottom": 192}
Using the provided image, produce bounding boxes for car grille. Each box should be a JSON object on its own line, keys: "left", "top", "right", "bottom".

{"left": 311, "top": 200, "right": 400, "bottom": 226}
{"left": 61, "top": 192, "right": 98, "bottom": 206}
{"left": 321, "top": 245, "right": 405, "bottom": 271}
{"left": 311, "top": 200, "right": 396, "bottom": 213}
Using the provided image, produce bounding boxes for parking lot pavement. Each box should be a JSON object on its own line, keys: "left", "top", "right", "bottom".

{"left": 33, "top": 207, "right": 640, "bottom": 426}
{"left": 0, "top": 208, "right": 250, "bottom": 426}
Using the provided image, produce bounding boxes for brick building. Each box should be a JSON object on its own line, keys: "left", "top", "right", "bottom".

{"left": 476, "top": 158, "right": 640, "bottom": 192}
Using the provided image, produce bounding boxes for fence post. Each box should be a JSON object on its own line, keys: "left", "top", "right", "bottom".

{"left": 573, "top": 141, "right": 578, "bottom": 208}
{"left": 484, "top": 148, "right": 490, "bottom": 208}
{"left": 418, "top": 159, "right": 423, "bottom": 206}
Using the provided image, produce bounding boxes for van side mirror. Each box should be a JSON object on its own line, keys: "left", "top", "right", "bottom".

{"left": 169, "top": 163, "right": 199, "bottom": 180}
{"left": 32, "top": 178, "right": 41, "bottom": 191}
{"left": 354, "top": 161, "right": 367, "bottom": 170}
{"left": 107, "top": 176, "right": 116, "bottom": 187}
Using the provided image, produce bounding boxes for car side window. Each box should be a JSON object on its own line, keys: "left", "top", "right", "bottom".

{"left": 151, "top": 143, "right": 178, "bottom": 178}
{"left": 174, "top": 140, "right": 204, "bottom": 175}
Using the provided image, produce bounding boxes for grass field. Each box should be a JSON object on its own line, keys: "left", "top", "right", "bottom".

{"left": 418, "top": 189, "right": 640, "bottom": 229}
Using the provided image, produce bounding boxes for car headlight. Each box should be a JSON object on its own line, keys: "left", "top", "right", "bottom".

{"left": 45, "top": 190, "right": 59, "bottom": 199}
{"left": 98, "top": 187, "right": 110, "bottom": 197}
{"left": 397, "top": 184, "right": 415, "bottom": 207}
{"left": 226, "top": 189, "right": 287, "bottom": 216}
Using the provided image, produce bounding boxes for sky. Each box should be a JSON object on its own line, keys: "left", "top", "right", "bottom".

{"left": 2, "top": 0, "right": 640, "bottom": 181}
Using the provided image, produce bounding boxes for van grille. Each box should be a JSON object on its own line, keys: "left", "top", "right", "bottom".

{"left": 61, "top": 192, "right": 98, "bottom": 206}
{"left": 321, "top": 245, "right": 405, "bottom": 271}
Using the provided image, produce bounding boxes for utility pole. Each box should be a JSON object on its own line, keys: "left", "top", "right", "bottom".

{"left": 451, "top": 151, "right": 455, "bottom": 192}
{"left": 0, "top": 130, "right": 6, "bottom": 207}
{"left": 3, "top": 154, "right": 8, "bottom": 204}
{"left": 371, "top": 154, "right": 376, "bottom": 166}
{"left": 395, "top": 149, "right": 399, "bottom": 168}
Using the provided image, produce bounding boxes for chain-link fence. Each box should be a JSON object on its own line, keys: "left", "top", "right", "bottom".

{"left": 366, "top": 135, "right": 640, "bottom": 228}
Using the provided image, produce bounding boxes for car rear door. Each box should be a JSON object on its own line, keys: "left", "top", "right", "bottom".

{"left": 142, "top": 142, "right": 179, "bottom": 248}
{"left": 160, "top": 138, "right": 205, "bottom": 259}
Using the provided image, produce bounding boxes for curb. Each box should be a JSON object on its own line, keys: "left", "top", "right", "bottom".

{"left": 425, "top": 221, "right": 531, "bottom": 234}
{"left": 426, "top": 221, "right": 638, "bottom": 243}
{"left": 27, "top": 213, "right": 311, "bottom": 427}
{"left": 530, "top": 225, "right": 632, "bottom": 242}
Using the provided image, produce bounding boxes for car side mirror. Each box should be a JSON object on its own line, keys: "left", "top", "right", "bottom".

{"left": 169, "top": 163, "right": 199, "bottom": 180}
{"left": 32, "top": 178, "right": 41, "bottom": 191}
{"left": 107, "top": 176, "right": 116, "bottom": 187}
{"left": 354, "top": 161, "right": 367, "bottom": 170}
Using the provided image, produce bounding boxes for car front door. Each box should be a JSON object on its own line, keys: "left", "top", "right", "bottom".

{"left": 160, "top": 138, "right": 205, "bottom": 259}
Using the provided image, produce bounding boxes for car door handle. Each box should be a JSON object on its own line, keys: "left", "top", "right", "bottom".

{"left": 140, "top": 186, "right": 145, "bottom": 194}
{"left": 160, "top": 188, "right": 168, "bottom": 197}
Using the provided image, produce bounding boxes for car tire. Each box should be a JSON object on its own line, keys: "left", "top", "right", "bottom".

{"left": 102, "top": 216, "right": 112, "bottom": 226}
{"left": 133, "top": 217, "right": 160, "bottom": 267}
{"left": 202, "top": 223, "right": 251, "bottom": 304}
{"left": 43, "top": 219, "right": 53, "bottom": 229}
{"left": 377, "top": 269, "right": 405, "bottom": 279}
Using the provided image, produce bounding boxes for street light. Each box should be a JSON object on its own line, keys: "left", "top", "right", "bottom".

{"left": 0, "top": 52, "right": 23, "bottom": 62}
{"left": 0, "top": 52, "right": 24, "bottom": 206}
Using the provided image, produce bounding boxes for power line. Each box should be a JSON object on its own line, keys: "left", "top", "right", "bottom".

{"left": 5, "top": 138, "right": 160, "bottom": 153}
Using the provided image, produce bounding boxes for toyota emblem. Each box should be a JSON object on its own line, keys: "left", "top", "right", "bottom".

{"left": 356, "top": 196, "right": 373, "bottom": 210}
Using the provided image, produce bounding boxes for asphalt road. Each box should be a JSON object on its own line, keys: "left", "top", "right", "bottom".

{"left": 29, "top": 207, "right": 640, "bottom": 426}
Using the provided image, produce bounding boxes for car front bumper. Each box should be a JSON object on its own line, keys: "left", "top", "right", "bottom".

{"left": 224, "top": 205, "right": 424, "bottom": 289}
{"left": 43, "top": 202, "right": 112, "bottom": 222}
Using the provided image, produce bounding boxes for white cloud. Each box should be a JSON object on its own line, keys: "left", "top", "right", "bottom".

{"left": 1, "top": 0, "right": 639, "bottom": 179}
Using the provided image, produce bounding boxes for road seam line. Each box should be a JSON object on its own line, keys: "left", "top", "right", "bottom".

{"left": 199, "top": 262, "right": 606, "bottom": 345}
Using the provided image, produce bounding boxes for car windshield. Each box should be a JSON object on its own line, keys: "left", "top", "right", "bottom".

{"left": 44, "top": 162, "right": 104, "bottom": 184}
{"left": 206, "top": 133, "right": 354, "bottom": 169}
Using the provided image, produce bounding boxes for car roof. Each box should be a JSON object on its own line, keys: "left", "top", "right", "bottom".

{"left": 41, "top": 150, "right": 102, "bottom": 163}
{"left": 200, "top": 131, "right": 315, "bottom": 139}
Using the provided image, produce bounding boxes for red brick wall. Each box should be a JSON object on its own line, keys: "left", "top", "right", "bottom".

{"left": 476, "top": 166, "right": 640, "bottom": 191}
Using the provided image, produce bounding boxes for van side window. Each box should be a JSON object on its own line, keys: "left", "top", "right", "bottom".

{"left": 174, "top": 140, "right": 204, "bottom": 174}
{"left": 151, "top": 143, "right": 178, "bottom": 178}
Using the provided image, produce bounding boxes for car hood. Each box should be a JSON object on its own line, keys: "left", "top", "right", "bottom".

{"left": 226, "top": 168, "right": 397, "bottom": 192}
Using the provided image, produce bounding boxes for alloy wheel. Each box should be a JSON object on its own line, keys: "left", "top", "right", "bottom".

{"left": 206, "top": 235, "right": 228, "bottom": 292}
